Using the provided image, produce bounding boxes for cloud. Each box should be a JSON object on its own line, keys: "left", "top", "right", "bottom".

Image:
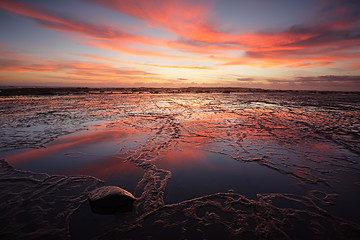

{"left": 0, "top": 0, "right": 210, "bottom": 61}
{"left": 220, "top": 21, "right": 360, "bottom": 68}
{"left": 0, "top": 59, "right": 61, "bottom": 72}
{"left": 236, "top": 77, "right": 255, "bottom": 82}
{"left": 265, "top": 75, "right": 360, "bottom": 91}
{"left": 1, "top": 0, "right": 359, "bottom": 76}
{"left": 294, "top": 75, "right": 360, "bottom": 83}
{"left": 0, "top": 0, "right": 224, "bottom": 62}
{"left": 232, "top": 1, "right": 360, "bottom": 68}
{"left": 78, "top": 53, "right": 217, "bottom": 70}
{"left": 0, "top": 0, "right": 138, "bottom": 41}
{"left": 0, "top": 52, "right": 160, "bottom": 81}
{"left": 90, "top": 0, "right": 229, "bottom": 43}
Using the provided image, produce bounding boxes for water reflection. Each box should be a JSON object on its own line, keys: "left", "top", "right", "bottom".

{"left": 6, "top": 129, "right": 137, "bottom": 175}
{"left": 1, "top": 92, "right": 360, "bottom": 239}
{"left": 156, "top": 144, "right": 209, "bottom": 169}
{"left": 158, "top": 148, "right": 302, "bottom": 203}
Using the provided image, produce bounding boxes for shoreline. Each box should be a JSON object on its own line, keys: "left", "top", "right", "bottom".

{"left": 1, "top": 86, "right": 359, "bottom": 97}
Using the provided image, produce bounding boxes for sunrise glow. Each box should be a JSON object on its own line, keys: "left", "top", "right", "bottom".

{"left": 0, "top": 0, "right": 360, "bottom": 91}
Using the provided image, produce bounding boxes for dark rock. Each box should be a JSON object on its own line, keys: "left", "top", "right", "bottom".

{"left": 88, "top": 186, "right": 135, "bottom": 214}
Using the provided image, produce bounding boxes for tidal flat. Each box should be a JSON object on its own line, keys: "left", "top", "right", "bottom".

{"left": 1, "top": 90, "right": 360, "bottom": 239}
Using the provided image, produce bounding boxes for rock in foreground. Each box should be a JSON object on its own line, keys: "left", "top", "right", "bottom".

{"left": 88, "top": 186, "right": 135, "bottom": 214}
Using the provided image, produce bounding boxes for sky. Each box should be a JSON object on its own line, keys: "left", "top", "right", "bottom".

{"left": 0, "top": 0, "right": 359, "bottom": 91}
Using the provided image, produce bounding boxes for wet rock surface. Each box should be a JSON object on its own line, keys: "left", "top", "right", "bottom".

{"left": 88, "top": 186, "right": 135, "bottom": 214}
{"left": 0, "top": 91, "right": 360, "bottom": 239}
{"left": 0, "top": 159, "right": 102, "bottom": 240}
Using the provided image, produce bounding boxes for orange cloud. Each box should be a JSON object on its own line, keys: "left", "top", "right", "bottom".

{"left": 79, "top": 54, "right": 218, "bottom": 70}
{"left": 0, "top": 49, "right": 167, "bottom": 86}
{"left": 86, "top": 40, "right": 187, "bottom": 59}
{"left": 0, "top": 58, "right": 154, "bottom": 76}
{"left": 1, "top": 0, "right": 360, "bottom": 78}
{"left": 93, "top": 0, "right": 359, "bottom": 70}
{"left": 348, "top": 62, "right": 360, "bottom": 70}
{"left": 91, "top": 0, "right": 230, "bottom": 43}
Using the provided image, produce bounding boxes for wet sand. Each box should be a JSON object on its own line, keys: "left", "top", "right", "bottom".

{"left": 1, "top": 91, "right": 360, "bottom": 239}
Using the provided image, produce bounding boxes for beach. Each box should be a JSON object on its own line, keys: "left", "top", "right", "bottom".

{"left": 1, "top": 90, "right": 360, "bottom": 239}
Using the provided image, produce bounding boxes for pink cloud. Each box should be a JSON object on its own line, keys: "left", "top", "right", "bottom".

{"left": 1, "top": 0, "right": 359, "bottom": 71}
{"left": 91, "top": 0, "right": 232, "bottom": 43}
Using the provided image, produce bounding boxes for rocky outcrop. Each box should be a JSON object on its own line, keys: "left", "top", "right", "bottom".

{"left": 88, "top": 186, "right": 135, "bottom": 214}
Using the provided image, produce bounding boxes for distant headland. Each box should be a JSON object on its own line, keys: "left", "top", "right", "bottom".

{"left": 1, "top": 87, "right": 357, "bottom": 96}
